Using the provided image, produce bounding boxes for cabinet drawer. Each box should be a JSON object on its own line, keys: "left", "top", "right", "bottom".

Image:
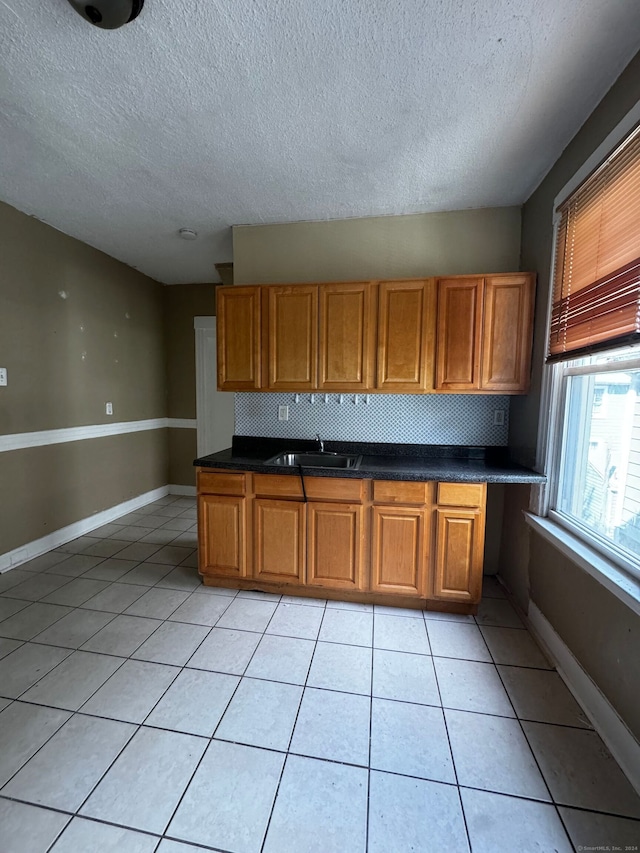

{"left": 437, "top": 482, "right": 485, "bottom": 507}
{"left": 253, "top": 474, "right": 303, "bottom": 500}
{"left": 198, "top": 471, "right": 246, "bottom": 496}
{"left": 304, "top": 477, "right": 365, "bottom": 503}
{"left": 253, "top": 474, "right": 364, "bottom": 502}
{"left": 373, "top": 480, "right": 430, "bottom": 505}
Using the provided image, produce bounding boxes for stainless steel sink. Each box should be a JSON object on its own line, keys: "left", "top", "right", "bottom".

{"left": 265, "top": 451, "right": 362, "bottom": 469}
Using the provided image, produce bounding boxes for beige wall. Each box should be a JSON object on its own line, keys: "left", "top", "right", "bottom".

{"left": 1, "top": 203, "right": 165, "bottom": 434}
{"left": 163, "top": 283, "right": 217, "bottom": 419}
{"left": 232, "top": 206, "right": 521, "bottom": 572}
{"left": 233, "top": 207, "right": 521, "bottom": 285}
{"left": 530, "top": 533, "right": 640, "bottom": 741}
{"left": 0, "top": 201, "right": 168, "bottom": 556}
{"left": 168, "top": 427, "right": 199, "bottom": 488}
{"left": 1, "top": 432, "right": 168, "bottom": 554}
{"left": 163, "top": 283, "right": 218, "bottom": 485}
{"left": 503, "top": 50, "right": 640, "bottom": 735}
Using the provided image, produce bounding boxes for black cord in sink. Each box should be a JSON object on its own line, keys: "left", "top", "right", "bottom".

{"left": 298, "top": 464, "right": 308, "bottom": 503}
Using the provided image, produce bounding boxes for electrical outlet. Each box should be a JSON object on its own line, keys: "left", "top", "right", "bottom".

{"left": 0, "top": 368, "right": 7, "bottom": 386}
{"left": 493, "top": 409, "right": 505, "bottom": 426}
{"left": 278, "top": 405, "right": 289, "bottom": 421}
{"left": 106, "top": 402, "right": 113, "bottom": 416}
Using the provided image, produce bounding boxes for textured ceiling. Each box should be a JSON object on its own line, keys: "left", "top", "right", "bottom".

{"left": 0, "top": 0, "right": 639, "bottom": 284}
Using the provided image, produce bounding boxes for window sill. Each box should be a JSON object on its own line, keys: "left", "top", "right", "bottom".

{"left": 524, "top": 512, "right": 640, "bottom": 617}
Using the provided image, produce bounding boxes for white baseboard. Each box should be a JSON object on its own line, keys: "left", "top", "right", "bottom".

{"left": 0, "top": 486, "right": 170, "bottom": 573}
{"left": 528, "top": 601, "right": 640, "bottom": 795}
{"left": 169, "top": 484, "right": 197, "bottom": 496}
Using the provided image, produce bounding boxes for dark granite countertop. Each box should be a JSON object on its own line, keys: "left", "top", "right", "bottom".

{"left": 194, "top": 436, "right": 545, "bottom": 485}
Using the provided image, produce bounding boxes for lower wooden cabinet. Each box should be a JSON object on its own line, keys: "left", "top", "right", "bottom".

{"left": 433, "top": 507, "right": 484, "bottom": 603}
{"left": 307, "top": 502, "right": 365, "bottom": 591}
{"left": 371, "top": 506, "right": 428, "bottom": 596}
{"left": 197, "top": 470, "right": 487, "bottom": 612}
{"left": 198, "top": 494, "right": 247, "bottom": 578}
{"left": 253, "top": 499, "right": 305, "bottom": 584}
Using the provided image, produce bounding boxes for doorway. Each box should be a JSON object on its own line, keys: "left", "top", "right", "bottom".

{"left": 194, "top": 317, "right": 235, "bottom": 457}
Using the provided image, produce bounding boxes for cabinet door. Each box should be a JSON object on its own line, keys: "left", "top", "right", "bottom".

{"left": 436, "top": 278, "right": 483, "bottom": 391}
{"left": 319, "top": 282, "right": 376, "bottom": 390}
{"left": 377, "top": 280, "right": 433, "bottom": 392}
{"left": 199, "top": 494, "right": 246, "bottom": 578}
{"left": 307, "top": 503, "right": 364, "bottom": 590}
{"left": 216, "top": 286, "right": 262, "bottom": 390}
{"left": 253, "top": 499, "right": 305, "bottom": 584}
{"left": 371, "top": 506, "right": 428, "bottom": 596}
{"left": 481, "top": 274, "right": 535, "bottom": 393}
{"left": 267, "top": 285, "right": 318, "bottom": 390}
{"left": 433, "top": 508, "right": 484, "bottom": 603}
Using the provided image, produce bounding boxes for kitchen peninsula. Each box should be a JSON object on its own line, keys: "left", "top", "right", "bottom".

{"left": 194, "top": 437, "right": 544, "bottom": 615}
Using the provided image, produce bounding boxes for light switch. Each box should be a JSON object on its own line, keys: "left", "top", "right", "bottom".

{"left": 278, "top": 405, "right": 289, "bottom": 421}
{"left": 106, "top": 402, "right": 113, "bottom": 415}
{"left": 0, "top": 368, "right": 6, "bottom": 386}
{"left": 493, "top": 409, "right": 505, "bottom": 426}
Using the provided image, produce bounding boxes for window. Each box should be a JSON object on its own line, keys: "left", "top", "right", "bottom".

{"left": 550, "top": 347, "right": 640, "bottom": 579}
{"left": 543, "top": 111, "right": 640, "bottom": 582}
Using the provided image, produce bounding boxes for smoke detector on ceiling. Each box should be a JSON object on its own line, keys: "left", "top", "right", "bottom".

{"left": 178, "top": 228, "right": 198, "bottom": 241}
{"left": 65, "top": 0, "right": 144, "bottom": 30}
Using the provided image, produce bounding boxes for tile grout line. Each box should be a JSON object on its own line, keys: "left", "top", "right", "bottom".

{"left": 365, "top": 613, "right": 375, "bottom": 853}
{"left": 4, "top": 766, "right": 639, "bottom": 832}
{"left": 38, "top": 810, "right": 167, "bottom": 853}
{"left": 4, "top": 683, "right": 604, "bottom": 737}
{"left": 29, "top": 607, "right": 121, "bottom": 653}
{"left": 429, "top": 627, "right": 474, "bottom": 853}
{"left": 258, "top": 599, "right": 329, "bottom": 853}
{"left": 490, "top": 652, "right": 574, "bottom": 845}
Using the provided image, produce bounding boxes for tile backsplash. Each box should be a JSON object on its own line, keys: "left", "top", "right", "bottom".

{"left": 235, "top": 393, "right": 509, "bottom": 446}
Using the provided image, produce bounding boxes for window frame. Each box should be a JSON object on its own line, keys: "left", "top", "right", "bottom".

{"left": 546, "top": 351, "right": 640, "bottom": 582}
{"left": 537, "top": 100, "right": 640, "bottom": 587}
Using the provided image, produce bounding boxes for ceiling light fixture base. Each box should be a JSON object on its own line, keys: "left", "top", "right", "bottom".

{"left": 65, "top": 0, "right": 144, "bottom": 30}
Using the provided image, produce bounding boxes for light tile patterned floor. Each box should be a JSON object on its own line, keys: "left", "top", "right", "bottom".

{"left": 0, "top": 496, "right": 639, "bottom": 852}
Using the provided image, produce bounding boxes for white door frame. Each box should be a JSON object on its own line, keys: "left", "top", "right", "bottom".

{"left": 194, "top": 316, "right": 235, "bottom": 457}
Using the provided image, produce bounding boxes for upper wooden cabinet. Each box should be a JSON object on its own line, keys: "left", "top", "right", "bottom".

{"left": 377, "top": 280, "right": 435, "bottom": 392}
{"left": 319, "top": 282, "right": 376, "bottom": 390}
{"left": 435, "top": 277, "right": 483, "bottom": 391}
{"left": 267, "top": 285, "right": 318, "bottom": 390}
{"left": 436, "top": 273, "right": 535, "bottom": 394}
{"left": 215, "top": 272, "right": 534, "bottom": 395}
{"left": 216, "top": 286, "right": 262, "bottom": 390}
{"left": 481, "top": 274, "right": 535, "bottom": 392}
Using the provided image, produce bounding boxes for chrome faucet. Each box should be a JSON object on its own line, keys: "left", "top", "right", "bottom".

{"left": 316, "top": 433, "right": 324, "bottom": 452}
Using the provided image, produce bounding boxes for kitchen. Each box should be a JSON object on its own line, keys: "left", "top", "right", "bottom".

{"left": 194, "top": 267, "right": 543, "bottom": 611}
